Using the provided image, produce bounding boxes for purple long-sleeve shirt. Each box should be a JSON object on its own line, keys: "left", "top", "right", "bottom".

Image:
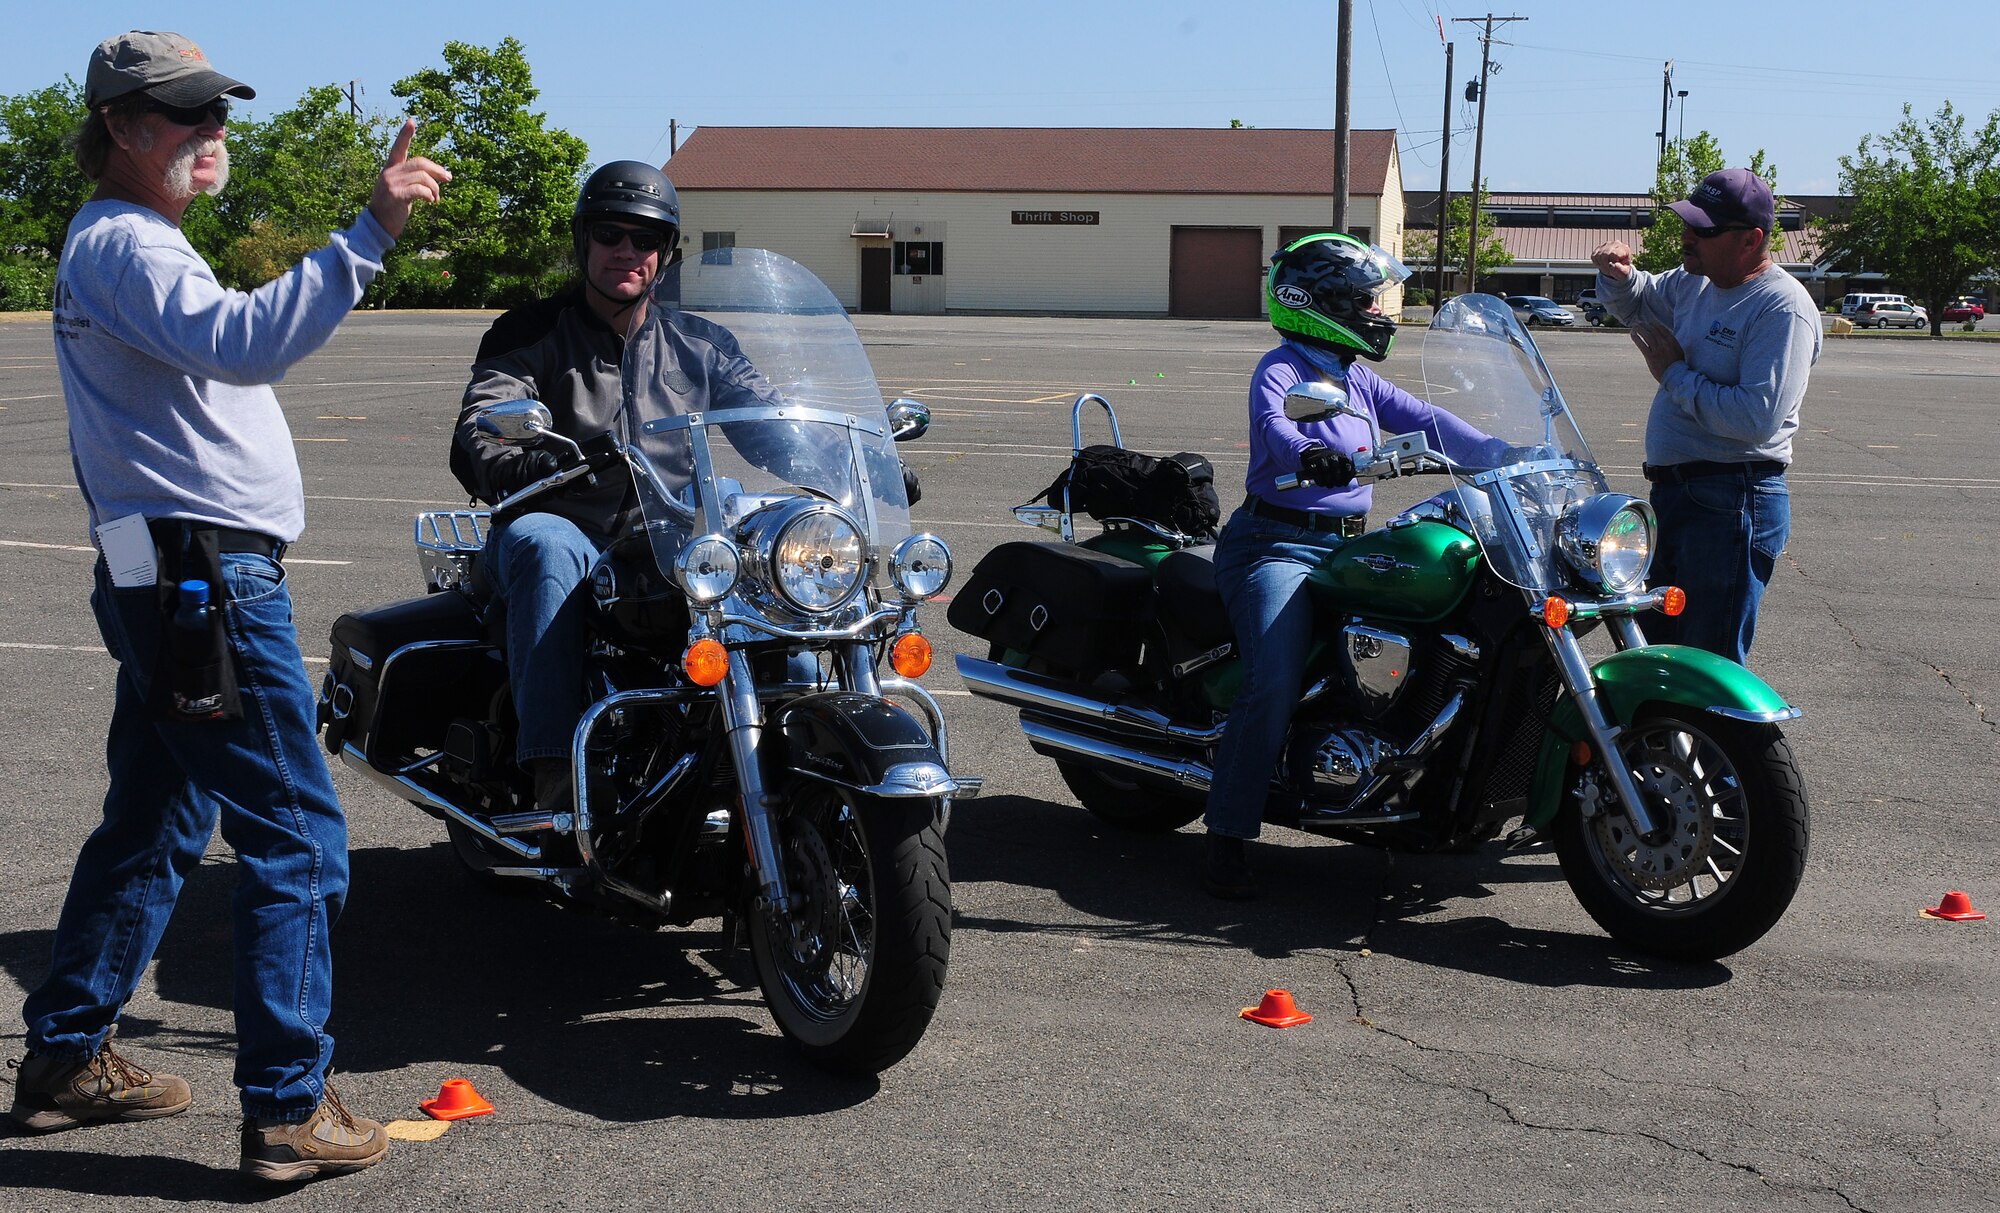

{"left": 1241, "top": 345, "right": 1499, "bottom": 515}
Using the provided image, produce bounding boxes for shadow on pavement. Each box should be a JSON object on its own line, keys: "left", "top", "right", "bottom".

{"left": 0, "top": 842, "right": 880, "bottom": 1136}
{"left": 947, "top": 794, "right": 1728, "bottom": 990}
{"left": 0, "top": 1140, "right": 284, "bottom": 1205}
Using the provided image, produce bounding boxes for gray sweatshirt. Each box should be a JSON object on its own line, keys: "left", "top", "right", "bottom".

{"left": 53, "top": 200, "right": 392, "bottom": 543}
{"left": 1599, "top": 262, "right": 1821, "bottom": 466}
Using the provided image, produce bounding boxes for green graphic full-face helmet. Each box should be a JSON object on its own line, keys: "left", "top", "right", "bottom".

{"left": 1266, "top": 232, "right": 1411, "bottom": 361}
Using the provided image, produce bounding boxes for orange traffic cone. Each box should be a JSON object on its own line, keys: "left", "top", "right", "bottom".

{"left": 1920, "top": 891, "right": 1986, "bottom": 921}
{"left": 420, "top": 1077, "right": 496, "bottom": 1121}
{"left": 1240, "top": 989, "right": 1313, "bottom": 1028}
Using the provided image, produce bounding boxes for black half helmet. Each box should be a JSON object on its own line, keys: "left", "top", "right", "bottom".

{"left": 1266, "top": 232, "right": 1411, "bottom": 361}
{"left": 572, "top": 160, "right": 681, "bottom": 259}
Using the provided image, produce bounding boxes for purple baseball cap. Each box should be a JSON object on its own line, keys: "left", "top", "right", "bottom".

{"left": 1669, "top": 168, "right": 1774, "bottom": 233}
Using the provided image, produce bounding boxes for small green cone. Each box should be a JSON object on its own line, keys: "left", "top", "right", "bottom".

{"left": 1128, "top": 378, "right": 1138, "bottom": 385}
{"left": 1156, "top": 372, "right": 1166, "bottom": 378}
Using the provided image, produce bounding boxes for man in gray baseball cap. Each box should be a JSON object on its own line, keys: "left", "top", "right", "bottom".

{"left": 10, "top": 30, "right": 448, "bottom": 1184}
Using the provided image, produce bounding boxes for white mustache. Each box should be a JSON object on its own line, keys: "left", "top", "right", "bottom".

{"left": 164, "top": 135, "right": 229, "bottom": 199}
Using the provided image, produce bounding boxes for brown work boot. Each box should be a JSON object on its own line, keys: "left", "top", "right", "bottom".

{"left": 239, "top": 1083, "right": 388, "bottom": 1183}
{"left": 7, "top": 1030, "right": 193, "bottom": 1132}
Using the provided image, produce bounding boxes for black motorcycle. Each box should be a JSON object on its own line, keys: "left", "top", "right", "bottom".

{"left": 317, "top": 249, "right": 976, "bottom": 1073}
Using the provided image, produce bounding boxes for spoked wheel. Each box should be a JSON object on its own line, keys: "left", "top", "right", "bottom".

{"left": 749, "top": 785, "right": 951, "bottom": 1075}
{"left": 1553, "top": 707, "right": 1808, "bottom": 961}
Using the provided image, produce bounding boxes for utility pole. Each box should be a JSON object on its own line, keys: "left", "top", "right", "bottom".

{"left": 1436, "top": 32, "right": 1454, "bottom": 303}
{"left": 1656, "top": 60, "right": 1675, "bottom": 186}
{"left": 1453, "top": 13, "right": 1526, "bottom": 293}
{"left": 1333, "top": 0, "right": 1353, "bottom": 231}
{"left": 345, "top": 79, "right": 362, "bottom": 119}
{"left": 669, "top": 119, "right": 679, "bottom": 157}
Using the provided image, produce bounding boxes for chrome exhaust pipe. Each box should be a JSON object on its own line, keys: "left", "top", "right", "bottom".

{"left": 1019, "top": 713, "right": 1212, "bottom": 791}
{"left": 956, "top": 654, "right": 1224, "bottom": 745}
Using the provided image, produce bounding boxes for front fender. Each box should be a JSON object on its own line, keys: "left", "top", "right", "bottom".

{"left": 772, "top": 692, "right": 959, "bottom": 800}
{"left": 1524, "top": 644, "right": 1799, "bottom": 829}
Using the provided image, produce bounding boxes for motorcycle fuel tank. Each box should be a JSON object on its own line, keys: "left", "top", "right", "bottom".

{"left": 1307, "top": 520, "right": 1479, "bottom": 623}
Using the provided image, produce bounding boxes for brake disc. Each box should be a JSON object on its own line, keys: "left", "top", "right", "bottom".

{"left": 1590, "top": 749, "right": 1714, "bottom": 892}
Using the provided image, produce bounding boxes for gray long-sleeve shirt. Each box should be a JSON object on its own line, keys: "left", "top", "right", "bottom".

{"left": 53, "top": 200, "right": 391, "bottom": 543}
{"left": 1599, "top": 262, "right": 1821, "bottom": 466}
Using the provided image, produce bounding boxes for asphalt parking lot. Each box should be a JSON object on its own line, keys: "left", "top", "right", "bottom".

{"left": 1, "top": 309, "right": 1996, "bottom": 1212}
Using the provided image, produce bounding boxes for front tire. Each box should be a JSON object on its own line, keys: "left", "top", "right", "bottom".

{"left": 1553, "top": 707, "right": 1807, "bottom": 960}
{"left": 750, "top": 785, "right": 951, "bottom": 1075}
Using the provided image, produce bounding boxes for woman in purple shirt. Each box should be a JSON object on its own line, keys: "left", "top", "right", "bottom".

{"left": 1203, "top": 233, "right": 1497, "bottom": 899}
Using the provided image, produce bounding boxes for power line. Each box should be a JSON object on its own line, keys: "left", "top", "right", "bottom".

{"left": 1367, "top": 0, "right": 1427, "bottom": 167}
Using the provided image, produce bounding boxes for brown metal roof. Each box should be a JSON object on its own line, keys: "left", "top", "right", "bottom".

{"left": 1491, "top": 225, "right": 1825, "bottom": 269}
{"left": 664, "top": 127, "right": 1397, "bottom": 196}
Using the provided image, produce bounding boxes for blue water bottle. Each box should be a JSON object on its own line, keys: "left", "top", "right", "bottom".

{"left": 173, "top": 579, "right": 212, "bottom": 634}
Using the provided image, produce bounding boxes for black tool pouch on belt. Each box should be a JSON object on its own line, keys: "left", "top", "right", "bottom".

{"left": 151, "top": 528, "right": 244, "bottom": 723}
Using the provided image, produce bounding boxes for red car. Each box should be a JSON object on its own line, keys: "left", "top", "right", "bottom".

{"left": 1943, "top": 298, "right": 1986, "bottom": 322}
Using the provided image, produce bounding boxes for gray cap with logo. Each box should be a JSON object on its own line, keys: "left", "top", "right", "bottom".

{"left": 85, "top": 31, "right": 255, "bottom": 108}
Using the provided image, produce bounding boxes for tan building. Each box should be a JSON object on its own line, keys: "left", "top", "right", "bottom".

{"left": 664, "top": 127, "right": 1404, "bottom": 317}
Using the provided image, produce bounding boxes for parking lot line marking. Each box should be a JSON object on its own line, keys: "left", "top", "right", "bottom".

{"left": 0, "top": 539, "right": 349, "bottom": 566}
{"left": 0, "top": 641, "right": 328, "bottom": 665}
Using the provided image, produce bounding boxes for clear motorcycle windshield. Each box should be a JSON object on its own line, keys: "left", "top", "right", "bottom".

{"left": 1420, "top": 293, "right": 1607, "bottom": 593}
{"left": 619, "top": 248, "right": 912, "bottom": 579}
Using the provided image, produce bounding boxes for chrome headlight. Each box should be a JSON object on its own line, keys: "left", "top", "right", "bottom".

{"left": 1557, "top": 494, "right": 1655, "bottom": 594}
{"left": 890, "top": 533, "right": 952, "bottom": 600}
{"left": 771, "top": 507, "right": 866, "bottom": 613}
{"left": 675, "top": 534, "right": 741, "bottom": 605}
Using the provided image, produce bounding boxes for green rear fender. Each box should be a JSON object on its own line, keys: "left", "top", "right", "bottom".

{"left": 1524, "top": 644, "right": 1797, "bottom": 829}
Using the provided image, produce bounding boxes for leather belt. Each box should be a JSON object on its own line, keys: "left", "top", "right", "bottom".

{"left": 1642, "top": 459, "right": 1787, "bottom": 484}
{"left": 148, "top": 520, "right": 286, "bottom": 562}
{"left": 1244, "top": 495, "right": 1366, "bottom": 538}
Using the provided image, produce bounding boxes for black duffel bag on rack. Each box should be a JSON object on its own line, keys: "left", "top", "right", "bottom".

{"left": 1029, "top": 445, "right": 1220, "bottom": 539}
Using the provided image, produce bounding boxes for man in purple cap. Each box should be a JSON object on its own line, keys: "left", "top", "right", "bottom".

{"left": 8, "top": 30, "right": 447, "bottom": 1183}
{"left": 1589, "top": 167, "right": 1820, "bottom": 665}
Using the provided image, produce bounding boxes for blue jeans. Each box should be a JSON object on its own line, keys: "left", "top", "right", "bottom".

{"left": 1203, "top": 507, "right": 1349, "bottom": 839}
{"left": 22, "top": 555, "right": 347, "bottom": 1122}
{"left": 1647, "top": 468, "right": 1791, "bottom": 665}
{"left": 487, "top": 512, "right": 600, "bottom": 764}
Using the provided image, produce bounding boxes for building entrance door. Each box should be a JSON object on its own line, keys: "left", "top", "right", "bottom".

{"left": 1169, "top": 227, "right": 1263, "bottom": 318}
{"left": 860, "top": 247, "right": 892, "bottom": 313}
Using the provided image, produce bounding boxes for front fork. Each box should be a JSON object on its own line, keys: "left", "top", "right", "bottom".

{"left": 1541, "top": 615, "right": 1664, "bottom": 840}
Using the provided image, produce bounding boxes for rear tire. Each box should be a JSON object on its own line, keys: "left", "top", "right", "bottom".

{"left": 1553, "top": 707, "right": 1807, "bottom": 960}
{"left": 750, "top": 786, "right": 951, "bottom": 1075}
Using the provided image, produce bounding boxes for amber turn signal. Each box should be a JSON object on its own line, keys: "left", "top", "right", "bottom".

{"left": 890, "top": 631, "right": 933, "bottom": 678}
{"left": 1542, "top": 597, "right": 1570, "bottom": 628}
{"left": 1660, "top": 586, "right": 1687, "bottom": 617}
{"left": 682, "top": 637, "right": 730, "bottom": 686}
{"left": 1570, "top": 739, "right": 1593, "bottom": 766}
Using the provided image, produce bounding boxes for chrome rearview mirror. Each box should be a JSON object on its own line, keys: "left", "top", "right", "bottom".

{"left": 887, "top": 397, "right": 931, "bottom": 442}
{"left": 1282, "top": 381, "right": 1351, "bottom": 423}
{"left": 472, "top": 399, "right": 557, "bottom": 444}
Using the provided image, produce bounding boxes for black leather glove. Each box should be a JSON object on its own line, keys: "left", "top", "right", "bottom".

{"left": 1298, "top": 444, "right": 1355, "bottom": 488}
{"left": 901, "top": 461, "right": 922, "bottom": 506}
{"left": 495, "top": 449, "right": 561, "bottom": 501}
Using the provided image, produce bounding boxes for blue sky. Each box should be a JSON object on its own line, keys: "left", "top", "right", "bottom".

{"left": 12, "top": 2, "right": 2000, "bottom": 195}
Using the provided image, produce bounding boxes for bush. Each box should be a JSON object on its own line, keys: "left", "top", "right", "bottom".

{"left": 0, "top": 255, "right": 57, "bottom": 311}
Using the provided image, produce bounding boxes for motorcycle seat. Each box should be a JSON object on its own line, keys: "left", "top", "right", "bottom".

{"left": 1154, "top": 545, "right": 1234, "bottom": 649}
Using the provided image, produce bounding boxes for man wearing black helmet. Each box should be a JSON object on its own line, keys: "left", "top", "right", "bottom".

{"left": 452, "top": 161, "right": 776, "bottom": 816}
{"left": 1200, "top": 232, "right": 1503, "bottom": 899}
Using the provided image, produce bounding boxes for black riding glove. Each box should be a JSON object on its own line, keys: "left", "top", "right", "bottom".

{"left": 1298, "top": 444, "right": 1356, "bottom": 488}
{"left": 495, "top": 449, "right": 561, "bottom": 501}
{"left": 901, "top": 461, "right": 923, "bottom": 506}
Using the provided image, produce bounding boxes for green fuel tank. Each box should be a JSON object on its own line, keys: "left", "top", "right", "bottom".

{"left": 1307, "top": 520, "right": 1481, "bottom": 623}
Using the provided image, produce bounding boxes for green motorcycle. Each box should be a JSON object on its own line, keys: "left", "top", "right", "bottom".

{"left": 950, "top": 293, "right": 1807, "bottom": 961}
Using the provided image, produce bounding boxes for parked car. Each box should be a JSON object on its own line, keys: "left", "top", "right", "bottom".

{"left": 1576, "top": 288, "right": 1602, "bottom": 309}
{"left": 1504, "top": 295, "right": 1576, "bottom": 327}
{"left": 1943, "top": 298, "right": 1986, "bottom": 322}
{"left": 1852, "top": 301, "right": 1925, "bottom": 329}
{"left": 1582, "top": 301, "right": 1622, "bottom": 328}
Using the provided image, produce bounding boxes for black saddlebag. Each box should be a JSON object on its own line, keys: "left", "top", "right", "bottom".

{"left": 319, "top": 591, "right": 502, "bottom": 767}
{"left": 948, "top": 541, "right": 1155, "bottom": 671}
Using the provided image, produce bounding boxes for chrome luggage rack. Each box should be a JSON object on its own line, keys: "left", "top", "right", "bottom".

{"left": 1011, "top": 393, "right": 1209, "bottom": 550}
{"left": 415, "top": 510, "right": 491, "bottom": 592}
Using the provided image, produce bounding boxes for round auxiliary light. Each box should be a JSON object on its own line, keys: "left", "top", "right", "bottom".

{"left": 675, "top": 535, "right": 741, "bottom": 605}
{"left": 772, "top": 508, "right": 866, "bottom": 614}
{"left": 890, "top": 533, "right": 953, "bottom": 601}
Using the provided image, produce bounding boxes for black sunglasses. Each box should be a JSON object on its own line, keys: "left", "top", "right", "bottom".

{"left": 587, "top": 223, "right": 667, "bottom": 253}
{"left": 1685, "top": 222, "right": 1753, "bottom": 239}
{"left": 143, "top": 95, "right": 230, "bottom": 127}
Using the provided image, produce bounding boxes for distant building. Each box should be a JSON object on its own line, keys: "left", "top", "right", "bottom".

{"left": 1403, "top": 191, "right": 1830, "bottom": 303}
{"left": 666, "top": 127, "right": 1405, "bottom": 317}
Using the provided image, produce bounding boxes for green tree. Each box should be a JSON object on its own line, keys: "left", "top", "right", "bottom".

{"left": 1640, "top": 133, "right": 1782, "bottom": 273}
{"left": 390, "top": 37, "right": 588, "bottom": 307}
{"left": 1403, "top": 185, "right": 1512, "bottom": 294}
{"left": 1817, "top": 102, "right": 2000, "bottom": 337}
{"left": 0, "top": 78, "right": 89, "bottom": 308}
